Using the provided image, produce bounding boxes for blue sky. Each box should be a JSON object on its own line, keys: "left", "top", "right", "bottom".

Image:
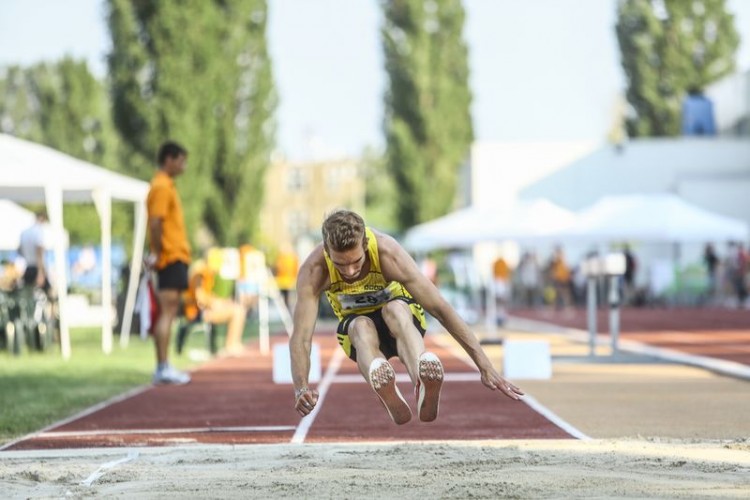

{"left": 1, "top": 0, "right": 749, "bottom": 161}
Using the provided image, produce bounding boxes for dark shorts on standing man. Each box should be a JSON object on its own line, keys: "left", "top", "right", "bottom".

{"left": 336, "top": 296, "right": 427, "bottom": 362}
{"left": 22, "top": 266, "right": 51, "bottom": 292}
{"left": 157, "top": 261, "right": 189, "bottom": 291}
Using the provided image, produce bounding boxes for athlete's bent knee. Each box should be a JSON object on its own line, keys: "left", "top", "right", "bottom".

{"left": 382, "top": 300, "right": 411, "bottom": 324}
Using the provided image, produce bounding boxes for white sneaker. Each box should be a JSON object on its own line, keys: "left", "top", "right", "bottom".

{"left": 153, "top": 365, "right": 191, "bottom": 385}
{"left": 369, "top": 358, "right": 411, "bottom": 425}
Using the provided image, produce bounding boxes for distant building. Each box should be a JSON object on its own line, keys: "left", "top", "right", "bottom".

{"left": 519, "top": 139, "right": 750, "bottom": 228}
{"left": 259, "top": 158, "right": 365, "bottom": 251}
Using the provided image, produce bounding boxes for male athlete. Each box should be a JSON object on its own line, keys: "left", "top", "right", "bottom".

{"left": 290, "top": 210, "right": 524, "bottom": 424}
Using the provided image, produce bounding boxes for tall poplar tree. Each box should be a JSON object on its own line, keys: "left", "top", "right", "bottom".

{"left": 616, "top": 0, "right": 740, "bottom": 137}
{"left": 107, "top": 0, "right": 277, "bottom": 246}
{"left": 382, "top": 0, "right": 474, "bottom": 230}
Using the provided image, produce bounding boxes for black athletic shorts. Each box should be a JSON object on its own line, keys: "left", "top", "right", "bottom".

{"left": 336, "top": 296, "right": 427, "bottom": 362}
{"left": 157, "top": 261, "right": 189, "bottom": 291}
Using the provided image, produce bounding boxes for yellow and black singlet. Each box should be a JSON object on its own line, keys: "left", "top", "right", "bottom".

{"left": 324, "top": 227, "right": 414, "bottom": 321}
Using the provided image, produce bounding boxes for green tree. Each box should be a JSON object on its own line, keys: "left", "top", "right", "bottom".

{"left": 0, "top": 66, "right": 44, "bottom": 140}
{"left": 107, "top": 0, "right": 277, "bottom": 248}
{"left": 382, "top": 0, "right": 474, "bottom": 231}
{"left": 616, "top": 0, "right": 740, "bottom": 137}
{"left": 0, "top": 58, "right": 128, "bottom": 245}
{"left": 361, "top": 147, "right": 398, "bottom": 233}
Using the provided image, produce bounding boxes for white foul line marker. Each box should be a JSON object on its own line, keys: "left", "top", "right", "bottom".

{"left": 81, "top": 450, "right": 139, "bottom": 487}
{"left": 291, "top": 348, "right": 345, "bottom": 444}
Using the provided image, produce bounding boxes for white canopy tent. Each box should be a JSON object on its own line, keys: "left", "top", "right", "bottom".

{"left": 0, "top": 133, "right": 149, "bottom": 358}
{"left": 403, "top": 199, "right": 576, "bottom": 252}
{"left": 552, "top": 193, "right": 749, "bottom": 243}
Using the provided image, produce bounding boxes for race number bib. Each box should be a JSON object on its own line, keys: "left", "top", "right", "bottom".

{"left": 338, "top": 287, "right": 393, "bottom": 311}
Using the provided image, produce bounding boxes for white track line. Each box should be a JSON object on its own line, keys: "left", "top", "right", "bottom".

{"left": 618, "top": 341, "right": 750, "bottom": 380}
{"left": 429, "top": 330, "right": 591, "bottom": 440}
{"left": 0, "top": 385, "right": 150, "bottom": 451}
{"left": 81, "top": 450, "right": 139, "bottom": 487}
{"left": 522, "top": 395, "right": 591, "bottom": 440}
{"left": 37, "top": 426, "right": 296, "bottom": 439}
{"left": 291, "top": 348, "right": 345, "bottom": 444}
{"left": 332, "top": 372, "right": 480, "bottom": 383}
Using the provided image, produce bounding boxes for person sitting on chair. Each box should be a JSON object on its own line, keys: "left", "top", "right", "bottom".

{"left": 180, "top": 259, "right": 246, "bottom": 356}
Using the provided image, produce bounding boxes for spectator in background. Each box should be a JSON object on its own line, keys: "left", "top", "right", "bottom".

{"left": 274, "top": 242, "right": 299, "bottom": 311}
{"left": 724, "top": 242, "right": 748, "bottom": 308}
{"left": 180, "top": 259, "right": 247, "bottom": 356}
{"left": 703, "top": 243, "right": 719, "bottom": 301}
{"left": 548, "top": 246, "right": 571, "bottom": 310}
{"left": 18, "top": 208, "right": 50, "bottom": 293}
{"left": 492, "top": 255, "right": 511, "bottom": 324}
{"left": 622, "top": 244, "right": 637, "bottom": 305}
{"left": 146, "top": 140, "right": 192, "bottom": 385}
{"left": 0, "top": 259, "right": 22, "bottom": 291}
{"left": 735, "top": 242, "right": 748, "bottom": 308}
{"left": 72, "top": 245, "right": 97, "bottom": 281}
{"left": 682, "top": 88, "right": 716, "bottom": 136}
{"left": 516, "top": 251, "right": 541, "bottom": 308}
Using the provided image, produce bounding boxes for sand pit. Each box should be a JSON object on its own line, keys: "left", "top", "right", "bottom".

{"left": 1, "top": 439, "right": 749, "bottom": 498}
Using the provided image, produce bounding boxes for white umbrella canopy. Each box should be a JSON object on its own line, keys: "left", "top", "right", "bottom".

{"left": 555, "top": 193, "right": 749, "bottom": 243}
{"left": 403, "top": 206, "right": 493, "bottom": 252}
{"left": 403, "top": 199, "right": 576, "bottom": 252}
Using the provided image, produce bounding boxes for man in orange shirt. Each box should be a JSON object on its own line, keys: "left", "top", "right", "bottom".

{"left": 146, "top": 141, "right": 192, "bottom": 385}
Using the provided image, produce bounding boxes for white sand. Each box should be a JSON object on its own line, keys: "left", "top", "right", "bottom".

{"left": 1, "top": 439, "right": 749, "bottom": 499}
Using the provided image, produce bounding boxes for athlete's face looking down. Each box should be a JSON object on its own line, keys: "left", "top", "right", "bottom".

{"left": 328, "top": 240, "right": 367, "bottom": 282}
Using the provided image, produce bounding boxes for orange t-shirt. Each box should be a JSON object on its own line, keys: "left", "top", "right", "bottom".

{"left": 147, "top": 170, "right": 191, "bottom": 269}
{"left": 551, "top": 258, "right": 571, "bottom": 283}
{"left": 493, "top": 257, "right": 511, "bottom": 281}
{"left": 274, "top": 251, "right": 299, "bottom": 291}
{"left": 183, "top": 267, "right": 215, "bottom": 321}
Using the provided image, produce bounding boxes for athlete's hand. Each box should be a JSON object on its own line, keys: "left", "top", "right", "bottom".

{"left": 294, "top": 387, "right": 320, "bottom": 417}
{"left": 480, "top": 367, "right": 524, "bottom": 400}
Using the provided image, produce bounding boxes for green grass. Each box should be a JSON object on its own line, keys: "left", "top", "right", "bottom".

{"left": 0, "top": 327, "right": 196, "bottom": 444}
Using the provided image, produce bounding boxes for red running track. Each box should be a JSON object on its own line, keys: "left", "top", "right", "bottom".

{"left": 5, "top": 329, "right": 573, "bottom": 451}
{"left": 511, "top": 307, "right": 750, "bottom": 366}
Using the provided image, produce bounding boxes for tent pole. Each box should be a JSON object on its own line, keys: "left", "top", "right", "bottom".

{"left": 120, "top": 201, "right": 147, "bottom": 347}
{"left": 93, "top": 189, "right": 113, "bottom": 354}
{"left": 45, "top": 185, "right": 71, "bottom": 359}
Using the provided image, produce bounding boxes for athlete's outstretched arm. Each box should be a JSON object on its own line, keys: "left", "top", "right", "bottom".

{"left": 290, "top": 247, "right": 327, "bottom": 416}
{"left": 378, "top": 234, "right": 524, "bottom": 401}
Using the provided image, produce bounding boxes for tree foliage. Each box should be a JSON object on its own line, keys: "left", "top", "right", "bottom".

{"left": 616, "top": 0, "right": 740, "bottom": 137}
{"left": 382, "top": 0, "right": 474, "bottom": 230}
{"left": 107, "top": 0, "right": 277, "bottom": 247}
{"left": 361, "top": 147, "right": 397, "bottom": 233}
{"left": 0, "top": 58, "right": 128, "bottom": 245}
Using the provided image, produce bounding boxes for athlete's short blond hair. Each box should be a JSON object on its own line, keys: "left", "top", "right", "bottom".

{"left": 322, "top": 209, "right": 366, "bottom": 252}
